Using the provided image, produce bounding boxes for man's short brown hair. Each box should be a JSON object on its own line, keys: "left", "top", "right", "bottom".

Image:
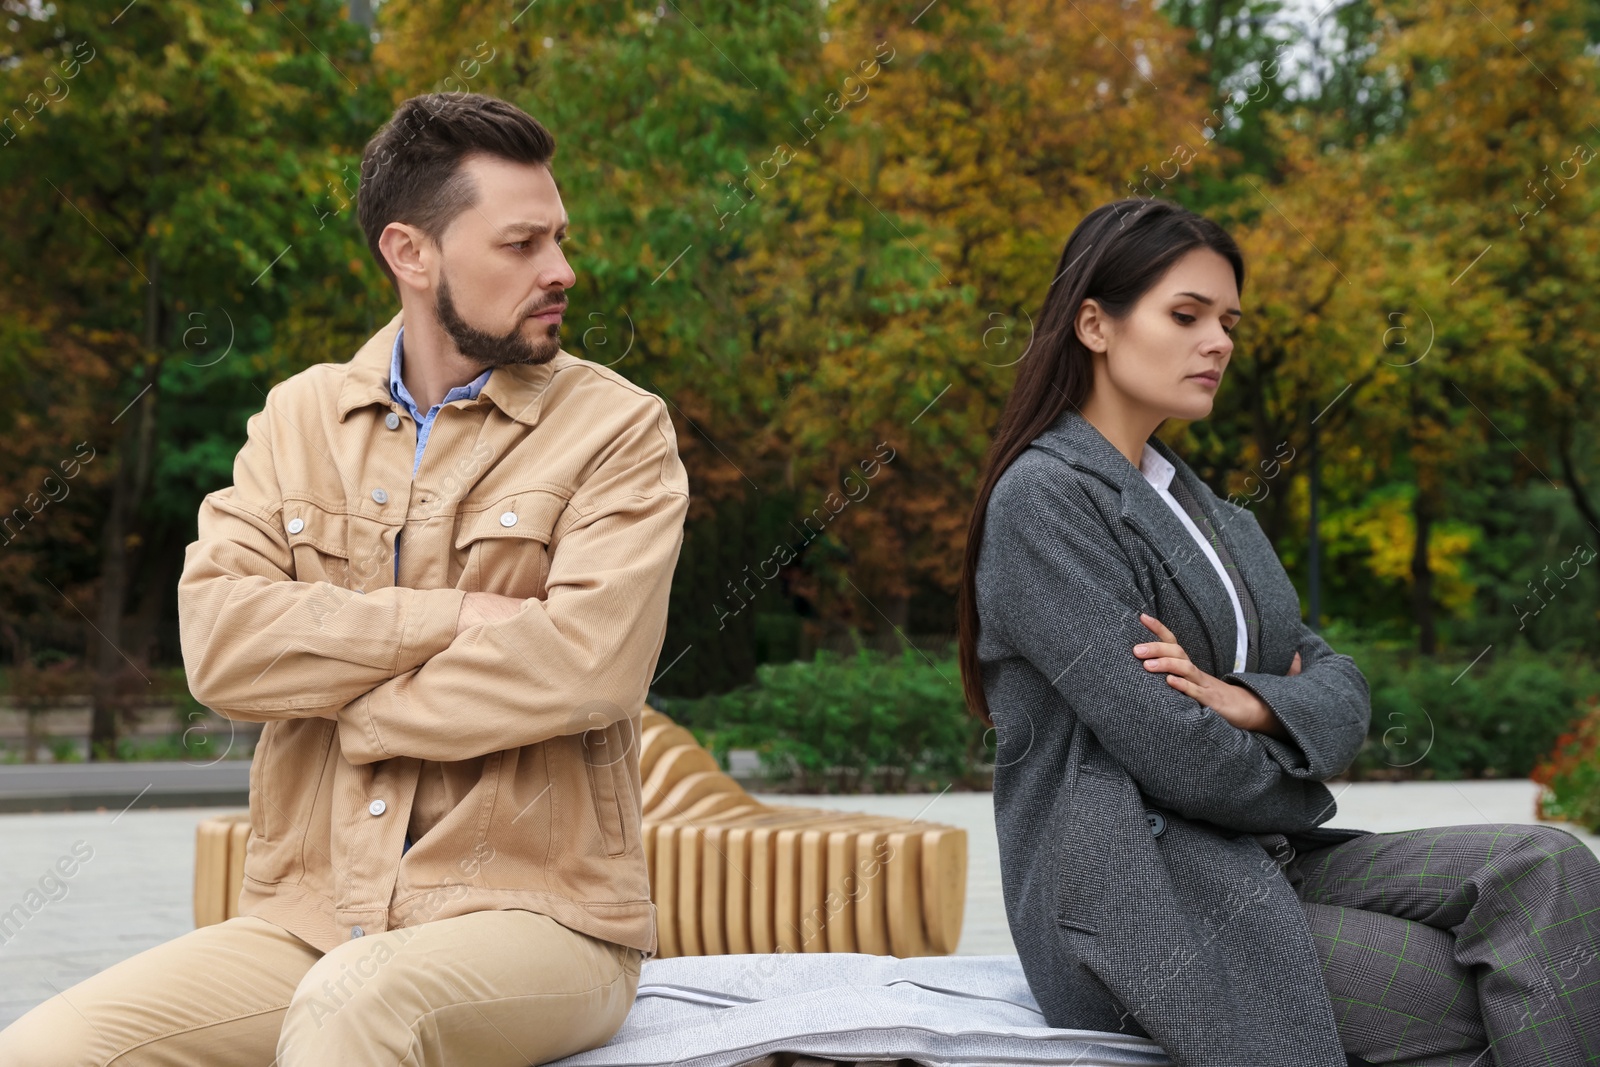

{"left": 357, "top": 92, "right": 556, "bottom": 289}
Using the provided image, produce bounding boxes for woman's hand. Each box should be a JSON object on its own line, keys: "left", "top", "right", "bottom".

{"left": 1132, "top": 613, "right": 1298, "bottom": 740}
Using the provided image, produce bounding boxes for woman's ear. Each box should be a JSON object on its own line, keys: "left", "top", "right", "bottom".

{"left": 1075, "top": 298, "right": 1111, "bottom": 354}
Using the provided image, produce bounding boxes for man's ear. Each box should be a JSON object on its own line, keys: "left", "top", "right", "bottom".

{"left": 380, "top": 222, "right": 432, "bottom": 292}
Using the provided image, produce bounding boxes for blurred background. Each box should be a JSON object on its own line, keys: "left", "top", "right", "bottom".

{"left": 0, "top": 0, "right": 1595, "bottom": 827}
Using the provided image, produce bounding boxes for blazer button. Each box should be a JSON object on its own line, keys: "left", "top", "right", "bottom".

{"left": 286, "top": 517, "right": 304, "bottom": 534}
{"left": 371, "top": 488, "right": 388, "bottom": 504}
{"left": 368, "top": 798, "right": 387, "bottom": 816}
{"left": 1146, "top": 810, "right": 1167, "bottom": 837}
{"left": 499, "top": 511, "right": 518, "bottom": 527}
{"left": 350, "top": 925, "right": 365, "bottom": 938}
{"left": 385, "top": 411, "right": 400, "bottom": 430}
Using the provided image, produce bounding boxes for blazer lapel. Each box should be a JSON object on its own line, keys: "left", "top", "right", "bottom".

{"left": 1032, "top": 409, "right": 1242, "bottom": 678}
{"left": 1148, "top": 434, "right": 1266, "bottom": 675}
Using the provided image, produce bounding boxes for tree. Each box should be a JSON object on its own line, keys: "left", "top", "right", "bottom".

{"left": 0, "top": 0, "right": 396, "bottom": 755}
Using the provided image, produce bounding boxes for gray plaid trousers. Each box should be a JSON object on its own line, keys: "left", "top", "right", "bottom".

{"left": 1254, "top": 823, "right": 1600, "bottom": 1066}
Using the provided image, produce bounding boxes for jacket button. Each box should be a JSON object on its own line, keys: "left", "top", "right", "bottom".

{"left": 286, "top": 517, "right": 304, "bottom": 534}
{"left": 368, "top": 798, "right": 387, "bottom": 816}
{"left": 1146, "top": 810, "right": 1167, "bottom": 837}
{"left": 499, "top": 511, "right": 518, "bottom": 527}
{"left": 385, "top": 411, "right": 400, "bottom": 430}
{"left": 350, "top": 925, "right": 365, "bottom": 938}
{"left": 371, "top": 488, "right": 388, "bottom": 504}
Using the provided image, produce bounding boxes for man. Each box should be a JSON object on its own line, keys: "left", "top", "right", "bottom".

{"left": 0, "top": 92, "right": 689, "bottom": 1066}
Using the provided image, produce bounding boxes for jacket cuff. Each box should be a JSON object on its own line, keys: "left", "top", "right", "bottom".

{"left": 339, "top": 588, "right": 465, "bottom": 765}
{"left": 395, "top": 587, "right": 468, "bottom": 674}
{"left": 338, "top": 689, "right": 388, "bottom": 765}
{"left": 1223, "top": 670, "right": 1358, "bottom": 780}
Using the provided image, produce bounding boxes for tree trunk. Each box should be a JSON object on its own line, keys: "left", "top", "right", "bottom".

{"left": 128, "top": 526, "right": 180, "bottom": 667}
{"left": 1307, "top": 399, "right": 1322, "bottom": 632}
{"left": 1410, "top": 482, "right": 1436, "bottom": 654}
{"left": 1407, "top": 380, "right": 1438, "bottom": 656}
{"left": 876, "top": 592, "right": 911, "bottom": 655}
{"left": 90, "top": 392, "right": 137, "bottom": 759}
{"left": 1556, "top": 423, "right": 1600, "bottom": 544}
{"left": 90, "top": 118, "right": 163, "bottom": 760}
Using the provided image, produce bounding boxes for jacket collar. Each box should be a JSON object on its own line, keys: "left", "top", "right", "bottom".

{"left": 337, "top": 308, "right": 562, "bottom": 427}
{"left": 1031, "top": 407, "right": 1259, "bottom": 677}
{"left": 1030, "top": 406, "right": 1173, "bottom": 495}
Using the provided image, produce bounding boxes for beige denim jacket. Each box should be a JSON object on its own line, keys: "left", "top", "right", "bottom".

{"left": 177, "top": 309, "right": 689, "bottom": 958}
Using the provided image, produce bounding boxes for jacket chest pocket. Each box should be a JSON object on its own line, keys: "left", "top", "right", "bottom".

{"left": 286, "top": 503, "right": 395, "bottom": 597}
{"left": 284, "top": 502, "right": 351, "bottom": 588}
{"left": 454, "top": 491, "right": 568, "bottom": 599}
{"left": 1054, "top": 767, "right": 1122, "bottom": 935}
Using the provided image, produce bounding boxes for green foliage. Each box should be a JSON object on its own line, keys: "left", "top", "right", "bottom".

{"left": 111, "top": 733, "right": 240, "bottom": 762}
{"left": 1532, "top": 695, "right": 1600, "bottom": 833}
{"left": 0, "top": 0, "right": 408, "bottom": 699}
{"left": 46, "top": 736, "right": 83, "bottom": 764}
{"left": 655, "top": 629, "right": 1596, "bottom": 793}
{"left": 659, "top": 488, "right": 807, "bottom": 697}
{"left": 4, "top": 0, "right": 1600, "bottom": 770}
{"left": 661, "top": 633, "right": 986, "bottom": 792}
{"left": 1347, "top": 640, "right": 1600, "bottom": 781}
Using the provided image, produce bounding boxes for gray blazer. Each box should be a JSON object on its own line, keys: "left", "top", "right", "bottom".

{"left": 975, "top": 408, "right": 1375, "bottom": 1066}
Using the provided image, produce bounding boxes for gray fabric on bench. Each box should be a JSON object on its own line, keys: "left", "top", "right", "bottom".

{"left": 548, "top": 953, "right": 1172, "bottom": 1067}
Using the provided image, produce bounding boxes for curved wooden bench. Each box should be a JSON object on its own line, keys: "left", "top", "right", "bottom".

{"left": 195, "top": 705, "right": 967, "bottom": 956}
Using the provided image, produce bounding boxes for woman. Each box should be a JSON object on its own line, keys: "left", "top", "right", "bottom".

{"left": 958, "top": 198, "right": 1600, "bottom": 1067}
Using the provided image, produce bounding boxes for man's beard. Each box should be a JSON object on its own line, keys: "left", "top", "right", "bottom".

{"left": 434, "top": 268, "right": 561, "bottom": 368}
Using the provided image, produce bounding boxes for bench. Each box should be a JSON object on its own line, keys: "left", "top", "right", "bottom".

{"left": 194, "top": 706, "right": 968, "bottom": 957}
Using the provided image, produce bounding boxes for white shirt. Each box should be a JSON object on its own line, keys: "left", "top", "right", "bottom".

{"left": 1138, "top": 443, "right": 1249, "bottom": 674}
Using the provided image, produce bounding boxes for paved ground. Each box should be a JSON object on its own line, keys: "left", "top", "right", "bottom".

{"left": 0, "top": 759, "right": 251, "bottom": 812}
{"left": 0, "top": 781, "right": 1593, "bottom": 1028}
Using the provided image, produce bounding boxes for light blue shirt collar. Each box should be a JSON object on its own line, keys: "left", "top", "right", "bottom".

{"left": 388, "top": 324, "right": 492, "bottom": 420}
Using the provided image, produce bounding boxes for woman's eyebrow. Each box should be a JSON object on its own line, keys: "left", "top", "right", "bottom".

{"left": 1174, "top": 290, "right": 1243, "bottom": 318}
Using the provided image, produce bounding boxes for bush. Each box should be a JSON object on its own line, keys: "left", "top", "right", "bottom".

{"left": 1531, "top": 695, "right": 1600, "bottom": 833}
{"left": 1343, "top": 640, "right": 1600, "bottom": 781}
{"left": 655, "top": 629, "right": 1596, "bottom": 793}
{"left": 661, "top": 632, "right": 989, "bottom": 792}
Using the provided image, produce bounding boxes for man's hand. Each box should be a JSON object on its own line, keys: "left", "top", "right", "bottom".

{"left": 1132, "top": 613, "right": 1298, "bottom": 741}
{"left": 455, "top": 591, "right": 529, "bottom": 637}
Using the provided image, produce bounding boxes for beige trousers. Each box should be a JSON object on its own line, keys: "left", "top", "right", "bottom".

{"left": 0, "top": 909, "right": 641, "bottom": 1066}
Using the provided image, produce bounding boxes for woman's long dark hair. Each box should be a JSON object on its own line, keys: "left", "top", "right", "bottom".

{"left": 957, "top": 197, "right": 1245, "bottom": 726}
